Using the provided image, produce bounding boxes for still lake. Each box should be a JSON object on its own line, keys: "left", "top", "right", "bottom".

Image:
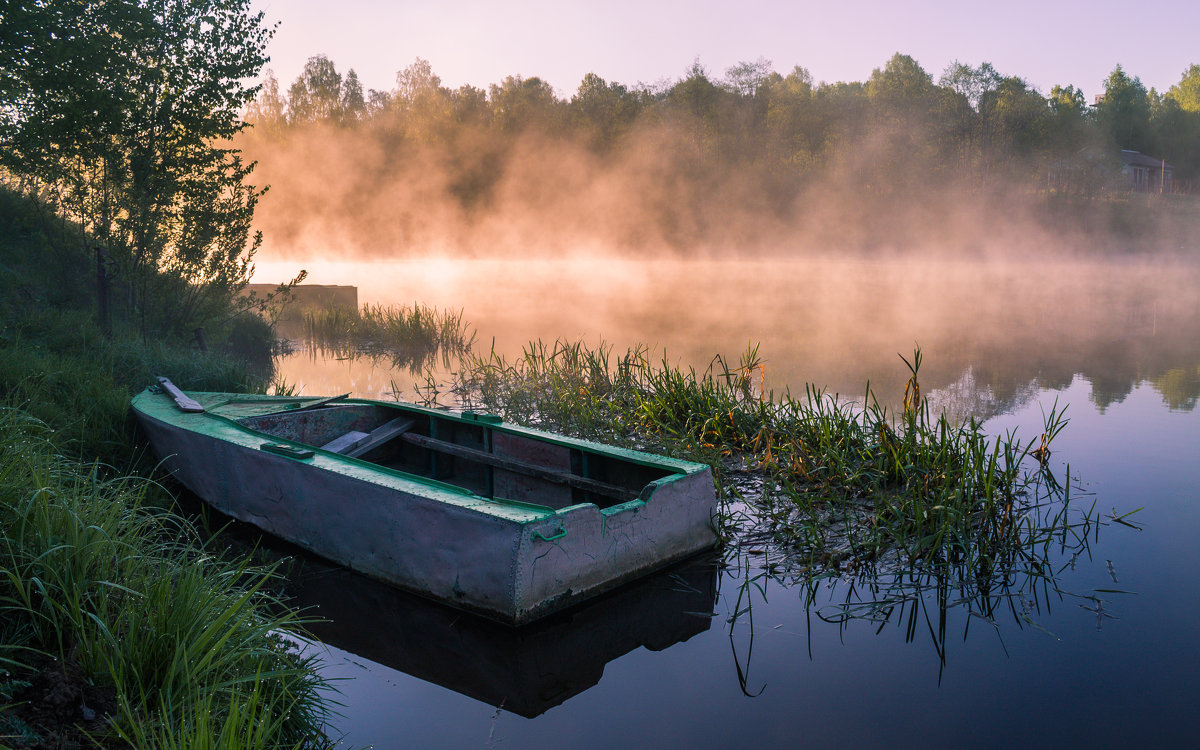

{"left": 253, "top": 256, "right": 1199, "bottom": 748}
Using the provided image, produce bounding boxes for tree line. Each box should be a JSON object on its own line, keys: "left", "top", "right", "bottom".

{"left": 247, "top": 53, "right": 1200, "bottom": 198}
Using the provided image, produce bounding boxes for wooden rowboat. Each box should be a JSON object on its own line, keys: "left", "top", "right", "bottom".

{"left": 132, "top": 378, "right": 718, "bottom": 624}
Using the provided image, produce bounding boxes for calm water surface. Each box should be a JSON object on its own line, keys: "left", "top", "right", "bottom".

{"left": 253, "top": 256, "right": 1200, "bottom": 748}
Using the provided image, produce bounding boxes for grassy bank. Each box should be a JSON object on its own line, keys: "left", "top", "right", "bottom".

{"left": 0, "top": 187, "right": 276, "bottom": 466}
{"left": 1, "top": 187, "right": 331, "bottom": 747}
{"left": 0, "top": 306, "right": 270, "bottom": 469}
{"left": 0, "top": 409, "right": 329, "bottom": 747}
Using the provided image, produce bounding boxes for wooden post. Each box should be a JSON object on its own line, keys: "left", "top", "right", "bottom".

{"left": 95, "top": 246, "right": 111, "bottom": 338}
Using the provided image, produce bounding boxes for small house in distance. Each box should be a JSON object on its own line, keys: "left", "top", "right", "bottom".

{"left": 1120, "top": 150, "right": 1173, "bottom": 193}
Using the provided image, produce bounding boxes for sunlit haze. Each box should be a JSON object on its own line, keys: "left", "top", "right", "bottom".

{"left": 252, "top": 0, "right": 1199, "bottom": 100}
{"left": 243, "top": 0, "right": 1200, "bottom": 404}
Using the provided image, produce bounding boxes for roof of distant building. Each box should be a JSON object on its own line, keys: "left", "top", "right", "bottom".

{"left": 1121, "top": 150, "right": 1173, "bottom": 169}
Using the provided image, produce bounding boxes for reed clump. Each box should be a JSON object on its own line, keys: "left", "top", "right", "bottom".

{"left": 302, "top": 302, "right": 475, "bottom": 373}
{"left": 0, "top": 407, "right": 331, "bottom": 747}
{"left": 446, "top": 340, "right": 1071, "bottom": 575}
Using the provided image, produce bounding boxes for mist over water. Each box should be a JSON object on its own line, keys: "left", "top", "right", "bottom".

{"left": 271, "top": 252, "right": 1200, "bottom": 748}
{"left": 240, "top": 84, "right": 1200, "bottom": 414}
{"left": 257, "top": 254, "right": 1200, "bottom": 417}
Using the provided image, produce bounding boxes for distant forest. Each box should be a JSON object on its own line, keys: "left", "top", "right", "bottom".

{"left": 239, "top": 54, "right": 1200, "bottom": 257}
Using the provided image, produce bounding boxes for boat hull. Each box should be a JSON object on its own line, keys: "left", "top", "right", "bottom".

{"left": 133, "top": 390, "right": 718, "bottom": 623}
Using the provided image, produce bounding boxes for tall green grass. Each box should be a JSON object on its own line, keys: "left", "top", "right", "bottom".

{"left": 0, "top": 307, "right": 271, "bottom": 467}
{"left": 0, "top": 407, "right": 330, "bottom": 748}
{"left": 443, "top": 339, "right": 1077, "bottom": 579}
{"left": 442, "top": 338, "right": 1106, "bottom": 652}
{"left": 1, "top": 180, "right": 328, "bottom": 748}
{"left": 0, "top": 184, "right": 283, "bottom": 466}
{"left": 302, "top": 302, "right": 475, "bottom": 373}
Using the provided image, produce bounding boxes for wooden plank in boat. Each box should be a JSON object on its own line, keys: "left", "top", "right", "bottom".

{"left": 344, "top": 417, "right": 416, "bottom": 459}
{"left": 321, "top": 430, "right": 370, "bottom": 454}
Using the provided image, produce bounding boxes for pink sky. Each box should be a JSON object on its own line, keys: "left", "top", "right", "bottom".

{"left": 251, "top": 0, "right": 1198, "bottom": 100}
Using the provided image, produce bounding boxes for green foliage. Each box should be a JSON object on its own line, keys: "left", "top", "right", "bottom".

{"left": 0, "top": 408, "right": 330, "bottom": 747}
{"left": 489, "top": 75, "right": 562, "bottom": 133}
{"left": 441, "top": 340, "right": 1072, "bottom": 576}
{"left": 1153, "top": 67, "right": 1200, "bottom": 180}
{"left": 572, "top": 72, "right": 642, "bottom": 149}
{"left": 341, "top": 69, "right": 366, "bottom": 122}
{"left": 725, "top": 58, "right": 775, "bottom": 97}
{"left": 0, "top": 0, "right": 276, "bottom": 341}
{"left": 226, "top": 312, "right": 277, "bottom": 369}
{"left": 304, "top": 302, "right": 476, "bottom": 374}
{"left": 940, "top": 61, "right": 1001, "bottom": 111}
{"left": 868, "top": 53, "right": 936, "bottom": 108}
{"left": 987, "top": 77, "right": 1052, "bottom": 161}
{"left": 1097, "top": 64, "right": 1153, "bottom": 151}
{"left": 394, "top": 57, "right": 443, "bottom": 110}
{"left": 287, "top": 54, "right": 345, "bottom": 124}
{"left": 1166, "top": 64, "right": 1200, "bottom": 113}
{"left": 0, "top": 0, "right": 148, "bottom": 177}
{"left": 245, "top": 70, "right": 289, "bottom": 138}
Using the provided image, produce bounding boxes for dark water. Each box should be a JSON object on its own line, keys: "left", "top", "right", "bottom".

{"left": 253, "top": 257, "right": 1200, "bottom": 748}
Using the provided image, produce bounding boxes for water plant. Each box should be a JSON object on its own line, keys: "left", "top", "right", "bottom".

{"left": 437, "top": 339, "right": 1074, "bottom": 579}
{"left": 433, "top": 338, "right": 1125, "bottom": 674}
{"left": 302, "top": 302, "right": 476, "bottom": 373}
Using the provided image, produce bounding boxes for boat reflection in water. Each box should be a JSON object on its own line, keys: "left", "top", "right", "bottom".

{"left": 288, "top": 554, "right": 720, "bottom": 718}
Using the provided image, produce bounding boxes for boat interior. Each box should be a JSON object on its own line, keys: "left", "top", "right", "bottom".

{"left": 238, "top": 403, "right": 679, "bottom": 510}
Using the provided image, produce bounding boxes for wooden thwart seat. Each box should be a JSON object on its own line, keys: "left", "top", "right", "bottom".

{"left": 321, "top": 417, "right": 415, "bottom": 458}
{"left": 320, "top": 430, "right": 369, "bottom": 454}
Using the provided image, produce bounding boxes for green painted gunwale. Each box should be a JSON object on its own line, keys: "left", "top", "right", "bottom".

{"left": 131, "top": 388, "right": 707, "bottom": 525}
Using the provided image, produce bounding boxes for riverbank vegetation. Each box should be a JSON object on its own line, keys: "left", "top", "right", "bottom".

{"left": 0, "top": 178, "right": 277, "bottom": 468}
{"left": 242, "top": 54, "right": 1200, "bottom": 259}
{"left": 0, "top": 147, "right": 330, "bottom": 750}
{"left": 1, "top": 0, "right": 304, "bottom": 344}
{"left": 0, "top": 410, "right": 329, "bottom": 748}
{"left": 302, "top": 302, "right": 475, "bottom": 373}
{"left": 426, "top": 340, "right": 1079, "bottom": 572}
{"left": 1, "top": 2, "right": 330, "bottom": 746}
{"left": 441, "top": 338, "right": 1119, "bottom": 667}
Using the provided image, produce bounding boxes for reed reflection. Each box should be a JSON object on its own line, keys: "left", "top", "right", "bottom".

{"left": 722, "top": 457, "right": 1139, "bottom": 683}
